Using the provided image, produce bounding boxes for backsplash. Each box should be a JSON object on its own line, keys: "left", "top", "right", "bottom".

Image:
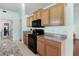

{"left": 26, "top": 26, "right": 67, "bottom": 36}
{"left": 44, "top": 26, "right": 67, "bottom": 35}
{"left": 45, "top": 33, "right": 67, "bottom": 40}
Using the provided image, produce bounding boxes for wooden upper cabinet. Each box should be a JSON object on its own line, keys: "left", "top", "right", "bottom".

{"left": 36, "top": 11, "right": 41, "bottom": 19}
{"left": 29, "top": 16, "right": 33, "bottom": 26}
{"left": 27, "top": 4, "right": 65, "bottom": 27}
{"left": 41, "top": 9, "right": 50, "bottom": 26}
{"left": 50, "top": 4, "right": 64, "bottom": 26}
{"left": 33, "top": 9, "right": 43, "bottom": 20}
{"left": 33, "top": 14, "right": 37, "bottom": 20}
{"left": 27, "top": 17, "right": 30, "bottom": 27}
{"left": 27, "top": 15, "right": 34, "bottom": 27}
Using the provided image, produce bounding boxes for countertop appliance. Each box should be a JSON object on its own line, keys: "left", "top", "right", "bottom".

{"left": 28, "top": 29, "right": 44, "bottom": 54}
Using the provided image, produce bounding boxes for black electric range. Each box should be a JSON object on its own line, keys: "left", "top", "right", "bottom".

{"left": 28, "top": 29, "right": 44, "bottom": 54}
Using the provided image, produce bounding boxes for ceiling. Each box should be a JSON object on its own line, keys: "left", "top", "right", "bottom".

{"left": 0, "top": 3, "right": 52, "bottom": 15}
{"left": 0, "top": 3, "right": 21, "bottom": 13}
{"left": 25, "top": 3, "right": 52, "bottom": 15}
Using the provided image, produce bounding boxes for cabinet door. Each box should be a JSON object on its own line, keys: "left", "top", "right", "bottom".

{"left": 27, "top": 16, "right": 33, "bottom": 27}
{"left": 50, "top": 4, "right": 64, "bottom": 26}
{"left": 27, "top": 17, "right": 30, "bottom": 27}
{"left": 33, "top": 14, "right": 37, "bottom": 20}
{"left": 25, "top": 37, "right": 28, "bottom": 45}
{"left": 23, "top": 36, "right": 28, "bottom": 45}
{"left": 29, "top": 16, "right": 33, "bottom": 26}
{"left": 41, "top": 9, "right": 49, "bottom": 26}
{"left": 37, "top": 37, "right": 45, "bottom": 56}
{"left": 23, "top": 35, "right": 26, "bottom": 45}
{"left": 23, "top": 32, "right": 26, "bottom": 45}
{"left": 46, "top": 44, "right": 58, "bottom": 56}
{"left": 36, "top": 11, "right": 41, "bottom": 19}
{"left": 46, "top": 39, "right": 61, "bottom": 56}
{"left": 23, "top": 32, "right": 28, "bottom": 45}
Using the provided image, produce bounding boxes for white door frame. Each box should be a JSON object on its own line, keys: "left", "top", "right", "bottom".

{"left": 0, "top": 19, "right": 13, "bottom": 40}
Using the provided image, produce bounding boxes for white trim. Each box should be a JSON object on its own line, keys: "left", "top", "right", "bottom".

{"left": 43, "top": 3, "right": 56, "bottom": 9}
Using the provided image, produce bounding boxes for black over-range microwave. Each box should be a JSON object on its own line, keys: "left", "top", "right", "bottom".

{"left": 32, "top": 19, "right": 42, "bottom": 27}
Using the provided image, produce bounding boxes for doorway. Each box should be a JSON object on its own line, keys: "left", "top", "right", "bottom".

{"left": 0, "top": 20, "right": 13, "bottom": 40}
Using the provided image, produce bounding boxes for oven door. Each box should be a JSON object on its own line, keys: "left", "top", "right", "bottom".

{"left": 28, "top": 34, "right": 37, "bottom": 54}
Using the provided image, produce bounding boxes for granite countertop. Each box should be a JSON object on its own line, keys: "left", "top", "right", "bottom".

{"left": 38, "top": 33, "right": 67, "bottom": 43}
{"left": 23, "top": 31, "right": 32, "bottom": 35}
{"left": 24, "top": 31, "right": 67, "bottom": 42}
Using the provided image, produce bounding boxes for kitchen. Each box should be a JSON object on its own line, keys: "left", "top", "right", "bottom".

{"left": 0, "top": 1, "right": 78, "bottom": 59}
{"left": 0, "top": 3, "right": 73, "bottom": 56}
{"left": 23, "top": 3, "right": 73, "bottom": 56}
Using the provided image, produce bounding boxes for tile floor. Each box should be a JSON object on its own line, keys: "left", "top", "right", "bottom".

{"left": 0, "top": 39, "right": 36, "bottom": 56}
{"left": 15, "top": 40, "right": 36, "bottom": 56}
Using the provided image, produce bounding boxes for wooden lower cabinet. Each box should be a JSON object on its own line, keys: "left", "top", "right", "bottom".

{"left": 37, "top": 37, "right": 45, "bottom": 56}
{"left": 23, "top": 32, "right": 28, "bottom": 45}
{"left": 37, "top": 36, "right": 61, "bottom": 56}
{"left": 73, "top": 39, "right": 79, "bottom": 56}
{"left": 45, "top": 39, "right": 61, "bottom": 56}
{"left": 46, "top": 45, "right": 58, "bottom": 56}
